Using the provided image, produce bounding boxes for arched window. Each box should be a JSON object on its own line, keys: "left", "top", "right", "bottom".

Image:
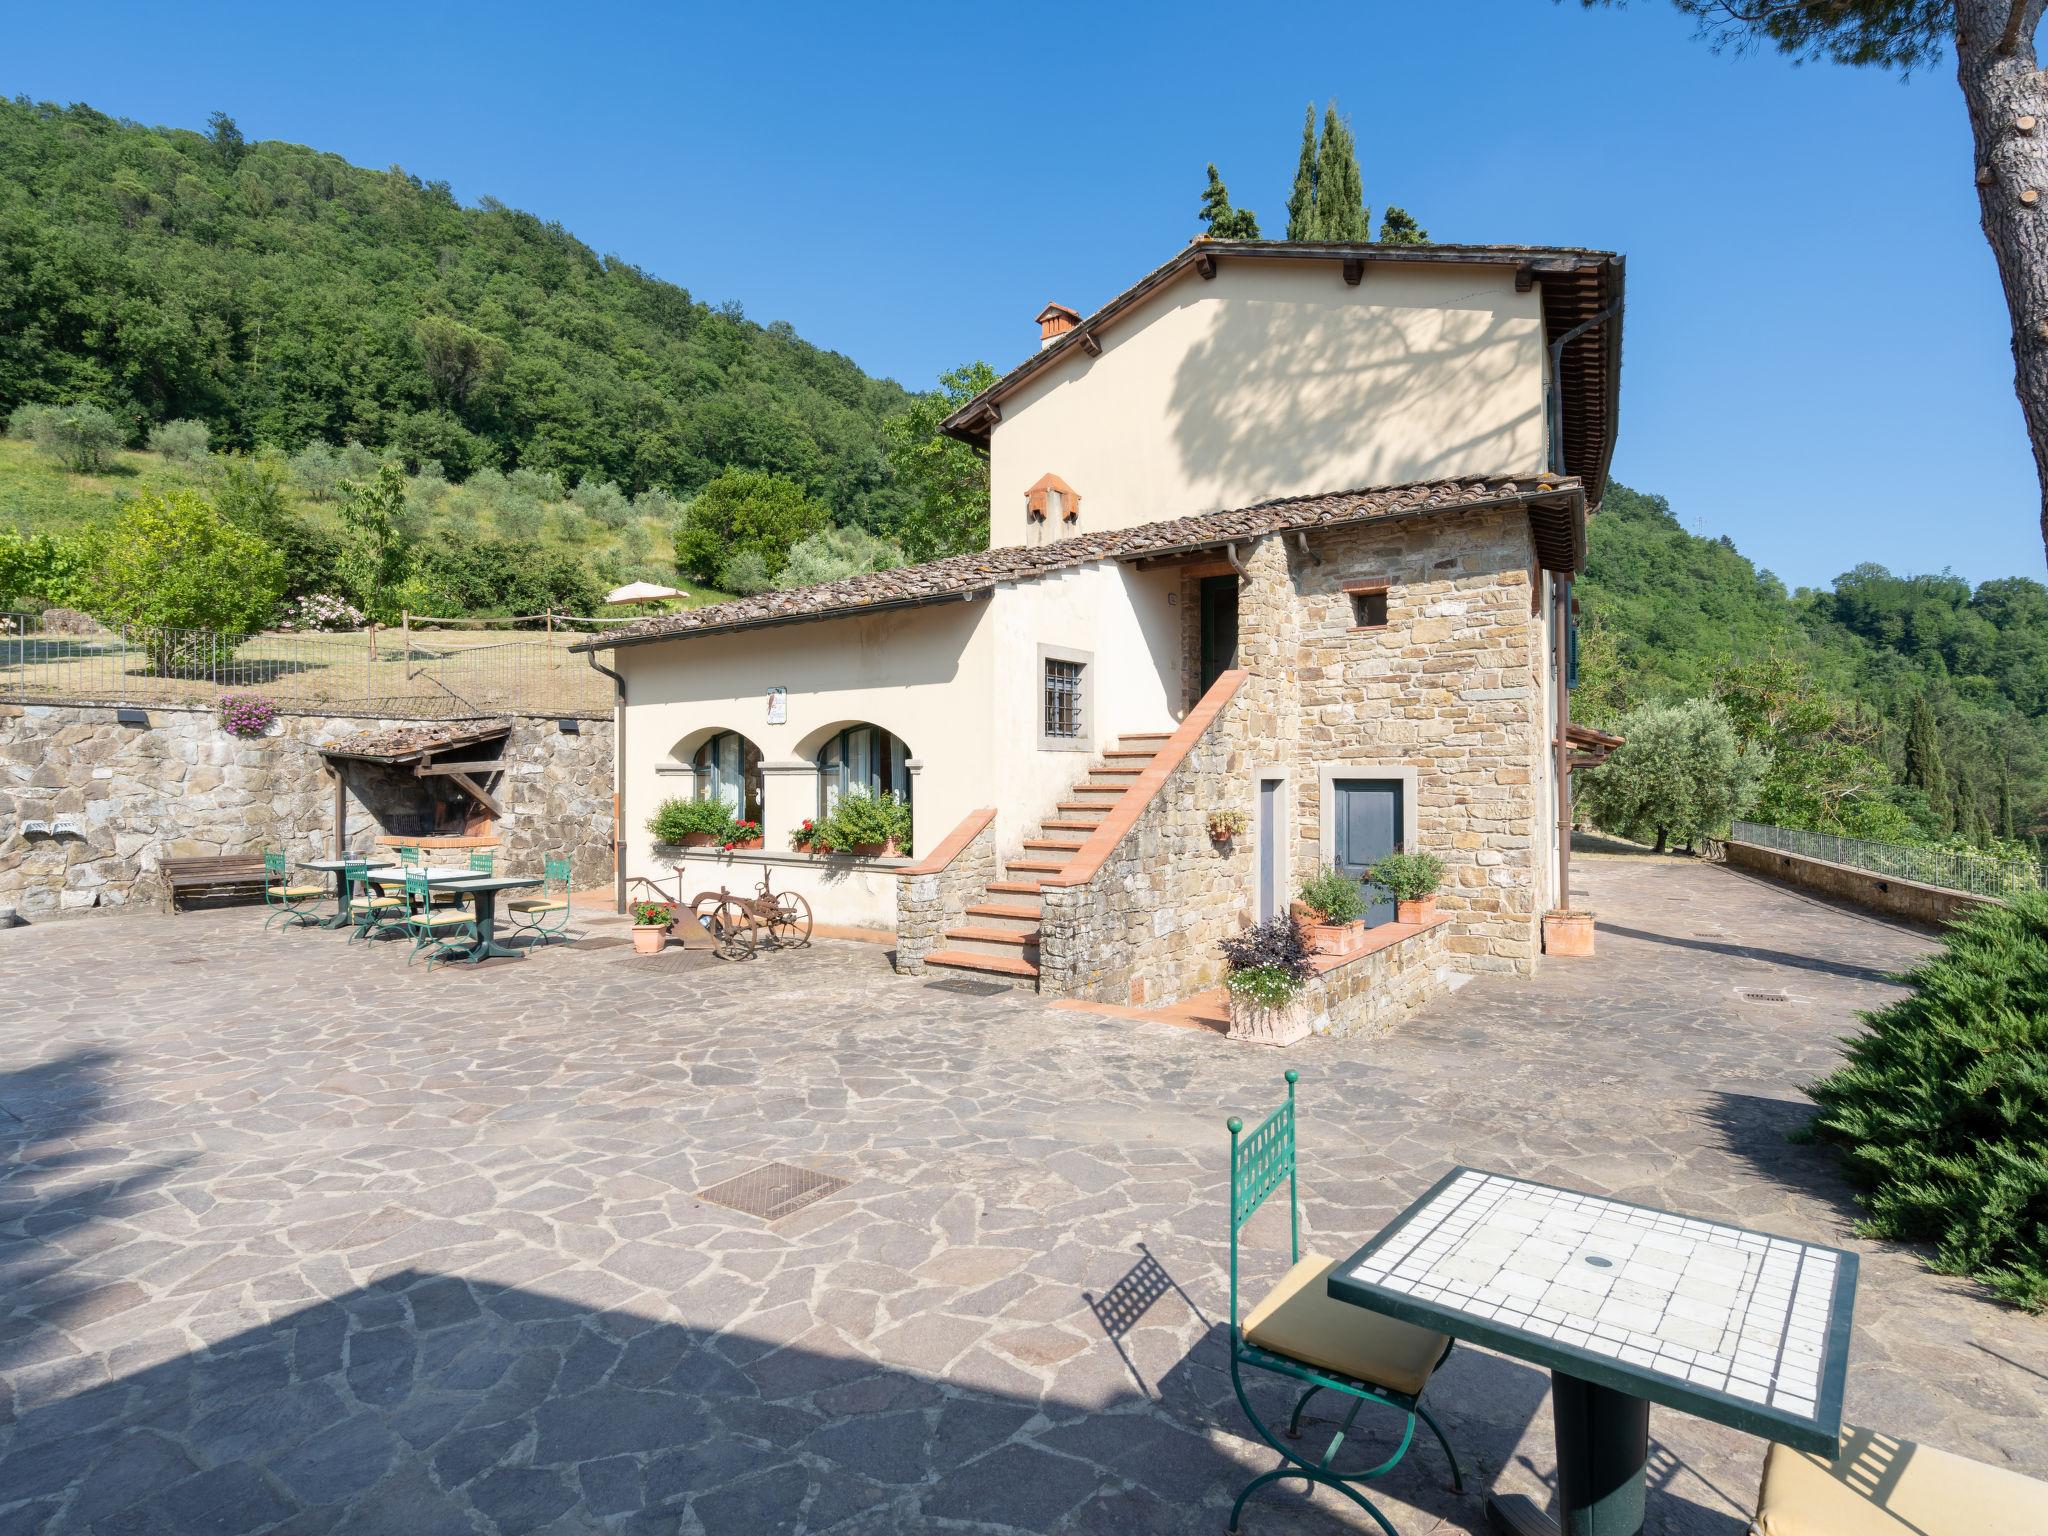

{"left": 816, "top": 725, "right": 911, "bottom": 815}
{"left": 692, "top": 731, "right": 763, "bottom": 823}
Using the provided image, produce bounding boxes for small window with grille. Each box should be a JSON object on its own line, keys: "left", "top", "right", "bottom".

{"left": 1044, "top": 657, "right": 1084, "bottom": 740}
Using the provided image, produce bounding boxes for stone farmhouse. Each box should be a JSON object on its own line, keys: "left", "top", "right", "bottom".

{"left": 576, "top": 239, "right": 1624, "bottom": 1011}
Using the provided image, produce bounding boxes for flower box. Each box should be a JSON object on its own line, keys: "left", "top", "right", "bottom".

{"left": 1397, "top": 896, "right": 1438, "bottom": 925}
{"left": 1226, "top": 991, "right": 1315, "bottom": 1047}
{"left": 1543, "top": 909, "right": 1595, "bottom": 957}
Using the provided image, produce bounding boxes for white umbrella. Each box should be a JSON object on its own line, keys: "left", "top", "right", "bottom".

{"left": 606, "top": 581, "right": 686, "bottom": 606}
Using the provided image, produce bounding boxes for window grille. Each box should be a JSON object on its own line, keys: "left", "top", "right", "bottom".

{"left": 1044, "top": 658, "right": 1084, "bottom": 739}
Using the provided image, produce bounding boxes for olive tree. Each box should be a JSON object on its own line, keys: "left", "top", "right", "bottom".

{"left": 1577, "top": 696, "right": 1769, "bottom": 852}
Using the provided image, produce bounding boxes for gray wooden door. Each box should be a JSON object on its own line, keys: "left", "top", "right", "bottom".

{"left": 1332, "top": 778, "right": 1401, "bottom": 926}
{"left": 1257, "top": 778, "right": 1281, "bottom": 923}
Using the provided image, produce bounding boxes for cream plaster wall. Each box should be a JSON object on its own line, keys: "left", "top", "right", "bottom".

{"left": 988, "top": 259, "right": 1548, "bottom": 547}
{"left": 613, "top": 600, "right": 995, "bottom": 929}
{"left": 986, "top": 562, "right": 1181, "bottom": 855}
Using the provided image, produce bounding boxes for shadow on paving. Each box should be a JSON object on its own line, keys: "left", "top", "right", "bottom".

{"left": 1697, "top": 1092, "right": 1870, "bottom": 1226}
{"left": 1595, "top": 924, "right": 1906, "bottom": 988}
{"left": 0, "top": 1265, "right": 1767, "bottom": 1535}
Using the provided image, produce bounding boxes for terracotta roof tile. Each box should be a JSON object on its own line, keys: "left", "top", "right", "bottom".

{"left": 578, "top": 474, "right": 1582, "bottom": 652}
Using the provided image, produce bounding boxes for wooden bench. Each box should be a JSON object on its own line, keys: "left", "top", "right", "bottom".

{"left": 163, "top": 854, "right": 270, "bottom": 913}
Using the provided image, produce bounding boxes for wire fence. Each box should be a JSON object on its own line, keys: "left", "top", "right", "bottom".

{"left": 0, "top": 610, "right": 617, "bottom": 720}
{"left": 1729, "top": 820, "right": 2045, "bottom": 901}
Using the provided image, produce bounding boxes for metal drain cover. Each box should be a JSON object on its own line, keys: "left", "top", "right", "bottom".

{"left": 926, "top": 976, "right": 1010, "bottom": 996}
{"left": 698, "top": 1162, "right": 849, "bottom": 1222}
{"left": 1739, "top": 989, "right": 1791, "bottom": 1004}
{"left": 1693, "top": 931, "right": 1732, "bottom": 940}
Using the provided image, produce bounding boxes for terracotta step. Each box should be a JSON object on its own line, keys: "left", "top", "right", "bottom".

{"left": 1007, "top": 858, "right": 1068, "bottom": 875}
{"left": 1021, "top": 838, "right": 1083, "bottom": 854}
{"left": 1040, "top": 818, "right": 1100, "bottom": 833}
{"left": 1100, "top": 749, "right": 1158, "bottom": 761}
{"left": 925, "top": 948, "right": 1040, "bottom": 981}
{"left": 967, "top": 900, "right": 1041, "bottom": 921}
{"left": 1090, "top": 763, "right": 1145, "bottom": 777}
{"left": 1054, "top": 800, "right": 1113, "bottom": 818}
{"left": 1072, "top": 782, "right": 1134, "bottom": 796}
{"left": 1119, "top": 731, "right": 1172, "bottom": 743}
{"left": 943, "top": 925, "right": 1041, "bottom": 960}
{"left": 988, "top": 879, "right": 1045, "bottom": 896}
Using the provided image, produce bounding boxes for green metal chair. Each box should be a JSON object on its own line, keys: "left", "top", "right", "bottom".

{"left": 396, "top": 844, "right": 422, "bottom": 868}
{"left": 506, "top": 856, "right": 574, "bottom": 947}
{"left": 343, "top": 860, "right": 405, "bottom": 943}
{"left": 262, "top": 850, "right": 327, "bottom": 930}
{"left": 468, "top": 850, "right": 495, "bottom": 874}
{"left": 1225, "top": 1071, "right": 1464, "bottom": 1536}
{"left": 403, "top": 869, "right": 476, "bottom": 968}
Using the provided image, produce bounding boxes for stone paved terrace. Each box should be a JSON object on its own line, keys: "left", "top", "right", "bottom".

{"left": 0, "top": 852, "right": 2042, "bottom": 1535}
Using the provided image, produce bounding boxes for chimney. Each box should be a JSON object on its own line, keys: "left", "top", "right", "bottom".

{"left": 1036, "top": 303, "right": 1081, "bottom": 350}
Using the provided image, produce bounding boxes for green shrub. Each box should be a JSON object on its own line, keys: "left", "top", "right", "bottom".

{"left": 718, "top": 550, "right": 772, "bottom": 596}
{"left": 28, "top": 402, "right": 125, "bottom": 473}
{"left": 673, "top": 468, "right": 829, "bottom": 585}
{"left": 777, "top": 524, "right": 904, "bottom": 589}
{"left": 86, "top": 489, "right": 286, "bottom": 671}
{"left": 0, "top": 527, "right": 94, "bottom": 608}
{"left": 147, "top": 419, "right": 210, "bottom": 462}
{"left": 647, "top": 796, "right": 740, "bottom": 844}
{"left": 1297, "top": 865, "right": 1366, "bottom": 924}
{"left": 1368, "top": 851, "right": 1445, "bottom": 901}
{"left": 820, "top": 787, "right": 912, "bottom": 852}
{"left": 1807, "top": 891, "right": 2048, "bottom": 1310}
{"left": 288, "top": 441, "right": 342, "bottom": 500}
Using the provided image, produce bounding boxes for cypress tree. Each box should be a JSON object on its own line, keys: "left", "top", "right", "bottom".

{"left": 1999, "top": 761, "right": 2017, "bottom": 841}
{"left": 1198, "top": 164, "right": 1260, "bottom": 240}
{"left": 1314, "top": 103, "right": 1369, "bottom": 242}
{"left": 1285, "top": 105, "right": 1319, "bottom": 240}
{"left": 1904, "top": 693, "right": 1951, "bottom": 835}
{"left": 1379, "top": 206, "right": 1429, "bottom": 245}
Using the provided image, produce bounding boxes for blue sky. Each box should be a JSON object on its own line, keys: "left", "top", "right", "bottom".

{"left": 8, "top": 1, "right": 2041, "bottom": 588}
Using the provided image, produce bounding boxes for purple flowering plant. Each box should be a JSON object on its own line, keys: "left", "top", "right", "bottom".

{"left": 217, "top": 693, "right": 278, "bottom": 738}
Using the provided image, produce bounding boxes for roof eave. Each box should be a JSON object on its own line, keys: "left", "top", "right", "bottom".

{"left": 572, "top": 588, "right": 984, "bottom": 654}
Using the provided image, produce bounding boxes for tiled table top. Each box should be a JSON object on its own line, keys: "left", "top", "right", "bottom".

{"left": 1328, "top": 1169, "right": 1856, "bottom": 1454}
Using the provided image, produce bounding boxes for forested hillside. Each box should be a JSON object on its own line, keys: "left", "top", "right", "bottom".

{"left": 0, "top": 98, "right": 914, "bottom": 526}
{"left": 1577, "top": 485, "right": 2048, "bottom": 854}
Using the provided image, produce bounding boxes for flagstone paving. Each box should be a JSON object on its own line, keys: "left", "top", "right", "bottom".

{"left": 0, "top": 852, "right": 2041, "bottom": 1535}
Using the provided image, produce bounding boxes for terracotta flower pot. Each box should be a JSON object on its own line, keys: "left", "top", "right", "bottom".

{"left": 845, "top": 839, "right": 901, "bottom": 858}
{"left": 631, "top": 924, "right": 669, "bottom": 956}
{"left": 1543, "top": 909, "right": 1595, "bottom": 957}
{"left": 678, "top": 832, "right": 718, "bottom": 849}
{"left": 1305, "top": 918, "right": 1364, "bottom": 955}
{"left": 1396, "top": 895, "right": 1438, "bottom": 925}
{"left": 728, "top": 837, "right": 764, "bottom": 851}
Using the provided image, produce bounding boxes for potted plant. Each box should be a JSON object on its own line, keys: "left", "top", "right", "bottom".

{"left": 1369, "top": 851, "right": 1446, "bottom": 925}
{"left": 217, "top": 693, "right": 279, "bottom": 740}
{"left": 1208, "top": 807, "right": 1249, "bottom": 843}
{"left": 723, "top": 819, "right": 763, "bottom": 851}
{"left": 790, "top": 819, "right": 829, "bottom": 854}
{"left": 629, "top": 899, "right": 675, "bottom": 955}
{"left": 1218, "top": 916, "right": 1318, "bottom": 1047}
{"left": 1295, "top": 866, "right": 1367, "bottom": 954}
{"left": 648, "top": 796, "right": 739, "bottom": 850}
{"left": 822, "top": 787, "right": 912, "bottom": 857}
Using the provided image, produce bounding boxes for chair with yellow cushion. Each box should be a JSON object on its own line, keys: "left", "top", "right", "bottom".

{"left": 343, "top": 861, "right": 405, "bottom": 943}
{"left": 402, "top": 868, "right": 477, "bottom": 968}
{"left": 507, "top": 856, "right": 574, "bottom": 947}
{"left": 262, "top": 850, "right": 328, "bottom": 930}
{"left": 1225, "top": 1071, "right": 1463, "bottom": 1536}
{"left": 1752, "top": 1425, "right": 2047, "bottom": 1536}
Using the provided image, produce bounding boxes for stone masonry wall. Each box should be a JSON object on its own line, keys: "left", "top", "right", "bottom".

{"left": 893, "top": 817, "right": 997, "bottom": 974}
{"left": 1233, "top": 508, "right": 1547, "bottom": 976}
{"left": 1037, "top": 682, "right": 1255, "bottom": 1005}
{"left": 1316, "top": 919, "right": 1452, "bottom": 1040}
{"left": 0, "top": 704, "right": 614, "bottom": 920}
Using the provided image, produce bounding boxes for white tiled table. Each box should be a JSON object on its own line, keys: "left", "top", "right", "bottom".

{"left": 1328, "top": 1169, "right": 1857, "bottom": 1536}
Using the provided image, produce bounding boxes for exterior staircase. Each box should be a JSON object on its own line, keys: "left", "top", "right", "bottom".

{"left": 921, "top": 731, "right": 1172, "bottom": 988}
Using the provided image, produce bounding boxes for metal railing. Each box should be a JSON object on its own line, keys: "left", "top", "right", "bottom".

{"left": 0, "top": 610, "right": 613, "bottom": 720}
{"left": 1730, "top": 820, "right": 2044, "bottom": 900}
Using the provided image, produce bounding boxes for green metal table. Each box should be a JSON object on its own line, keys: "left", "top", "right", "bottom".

{"left": 416, "top": 872, "right": 543, "bottom": 963}
{"left": 299, "top": 857, "right": 396, "bottom": 930}
{"left": 1327, "top": 1168, "right": 1857, "bottom": 1536}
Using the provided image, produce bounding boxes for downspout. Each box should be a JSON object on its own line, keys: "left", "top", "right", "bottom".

{"left": 1544, "top": 299, "right": 1619, "bottom": 922}
{"left": 584, "top": 648, "right": 627, "bottom": 914}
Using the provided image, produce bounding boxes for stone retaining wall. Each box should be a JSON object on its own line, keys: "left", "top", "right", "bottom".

{"left": 1723, "top": 839, "right": 1997, "bottom": 928}
{"left": 1037, "top": 683, "right": 1255, "bottom": 1005}
{"left": 893, "top": 812, "right": 996, "bottom": 974}
{"left": 0, "top": 704, "right": 613, "bottom": 921}
{"left": 1315, "top": 917, "right": 1452, "bottom": 1040}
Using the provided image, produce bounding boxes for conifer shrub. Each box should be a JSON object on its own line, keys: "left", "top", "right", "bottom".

{"left": 1806, "top": 891, "right": 2048, "bottom": 1310}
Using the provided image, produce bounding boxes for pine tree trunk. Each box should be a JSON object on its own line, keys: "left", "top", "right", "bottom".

{"left": 1957, "top": 0, "right": 2048, "bottom": 564}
